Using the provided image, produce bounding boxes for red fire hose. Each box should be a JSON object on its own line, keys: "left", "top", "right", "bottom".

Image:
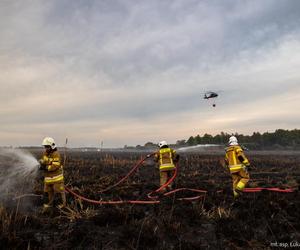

{"left": 65, "top": 154, "right": 297, "bottom": 205}
{"left": 65, "top": 187, "right": 160, "bottom": 205}
{"left": 99, "top": 153, "right": 155, "bottom": 193}
{"left": 243, "top": 187, "right": 294, "bottom": 193}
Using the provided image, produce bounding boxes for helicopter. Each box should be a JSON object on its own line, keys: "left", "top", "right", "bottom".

{"left": 203, "top": 91, "right": 219, "bottom": 107}
{"left": 204, "top": 91, "right": 218, "bottom": 99}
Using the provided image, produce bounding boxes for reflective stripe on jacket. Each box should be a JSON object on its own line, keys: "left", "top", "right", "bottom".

{"left": 155, "top": 147, "right": 176, "bottom": 171}
{"left": 225, "top": 145, "right": 250, "bottom": 173}
{"left": 40, "top": 150, "right": 64, "bottom": 183}
{"left": 44, "top": 174, "right": 64, "bottom": 184}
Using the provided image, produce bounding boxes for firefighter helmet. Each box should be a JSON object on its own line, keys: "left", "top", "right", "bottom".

{"left": 158, "top": 141, "right": 168, "bottom": 148}
{"left": 228, "top": 136, "right": 238, "bottom": 146}
{"left": 42, "top": 137, "right": 56, "bottom": 149}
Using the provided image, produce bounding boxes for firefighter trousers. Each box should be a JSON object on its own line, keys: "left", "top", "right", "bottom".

{"left": 231, "top": 169, "right": 250, "bottom": 194}
{"left": 160, "top": 170, "right": 175, "bottom": 191}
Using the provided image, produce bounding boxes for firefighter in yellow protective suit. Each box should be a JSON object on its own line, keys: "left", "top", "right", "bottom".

{"left": 39, "top": 137, "right": 66, "bottom": 209}
{"left": 225, "top": 136, "right": 250, "bottom": 198}
{"left": 153, "top": 141, "right": 179, "bottom": 192}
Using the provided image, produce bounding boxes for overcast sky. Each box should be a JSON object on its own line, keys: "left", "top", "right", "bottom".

{"left": 1, "top": 0, "right": 300, "bottom": 147}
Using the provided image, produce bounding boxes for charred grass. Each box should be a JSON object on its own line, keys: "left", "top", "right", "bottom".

{"left": 1, "top": 151, "right": 300, "bottom": 249}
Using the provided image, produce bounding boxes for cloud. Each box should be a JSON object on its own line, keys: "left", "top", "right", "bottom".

{"left": 0, "top": 0, "right": 300, "bottom": 147}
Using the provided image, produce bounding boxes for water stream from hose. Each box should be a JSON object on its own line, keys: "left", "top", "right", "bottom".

{"left": 0, "top": 148, "right": 39, "bottom": 208}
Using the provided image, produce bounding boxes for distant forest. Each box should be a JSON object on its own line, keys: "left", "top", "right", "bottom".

{"left": 138, "top": 129, "right": 300, "bottom": 150}
{"left": 178, "top": 129, "right": 300, "bottom": 150}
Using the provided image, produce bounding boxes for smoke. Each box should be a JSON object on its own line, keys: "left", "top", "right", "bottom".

{"left": 0, "top": 148, "right": 40, "bottom": 209}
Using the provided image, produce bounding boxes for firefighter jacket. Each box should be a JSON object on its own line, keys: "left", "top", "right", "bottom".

{"left": 225, "top": 145, "right": 250, "bottom": 173}
{"left": 154, "top": 147, "right": 178, "bottom": 171}
{"left": 40, "top": 150, "right": 64, "bottom": 184}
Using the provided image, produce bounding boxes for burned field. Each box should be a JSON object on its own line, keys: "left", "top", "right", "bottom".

{"left": 1, "top": 150, "right": 300, "bottom": 249}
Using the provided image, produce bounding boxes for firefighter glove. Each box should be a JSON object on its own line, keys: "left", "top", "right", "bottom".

{"left": 38, "top": 164, "right": 46, "bottom": 171}
{"left": 246, "top": 165, "right": 252, "bottom": 171}
{"left": 38, "top": 160, "right": 47, "bottom": 171}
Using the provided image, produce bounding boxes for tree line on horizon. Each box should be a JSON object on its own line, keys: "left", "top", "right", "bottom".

{"left": 138, "top": 129, "right": 300, "bottom": 150}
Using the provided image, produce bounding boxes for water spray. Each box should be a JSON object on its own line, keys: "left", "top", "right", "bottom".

{"left": 0, "top": 148, "right": 40, "bottom": 207}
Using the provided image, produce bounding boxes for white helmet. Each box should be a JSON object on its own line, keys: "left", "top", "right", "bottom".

{"left": 42, "top": 137, "right": 56, "bottom": 149}
{"left": 158, "top": 141, "right": 168, "bottom": 148}
{"left": 228, "top": 136, "right": 238, "bottom": 146}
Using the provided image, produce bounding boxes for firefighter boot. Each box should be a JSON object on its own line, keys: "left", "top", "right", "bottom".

{"left": 44, "top": 191, "right": 54, "bottom": 208}
{"left": 58, "top": 192, "right": 67, "bottom": 209}
{"left": 42, "top": 192, "right": 54, "bottom": 212}
{"left": 234, "top": 181, "right": 246, "bottom": 198}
